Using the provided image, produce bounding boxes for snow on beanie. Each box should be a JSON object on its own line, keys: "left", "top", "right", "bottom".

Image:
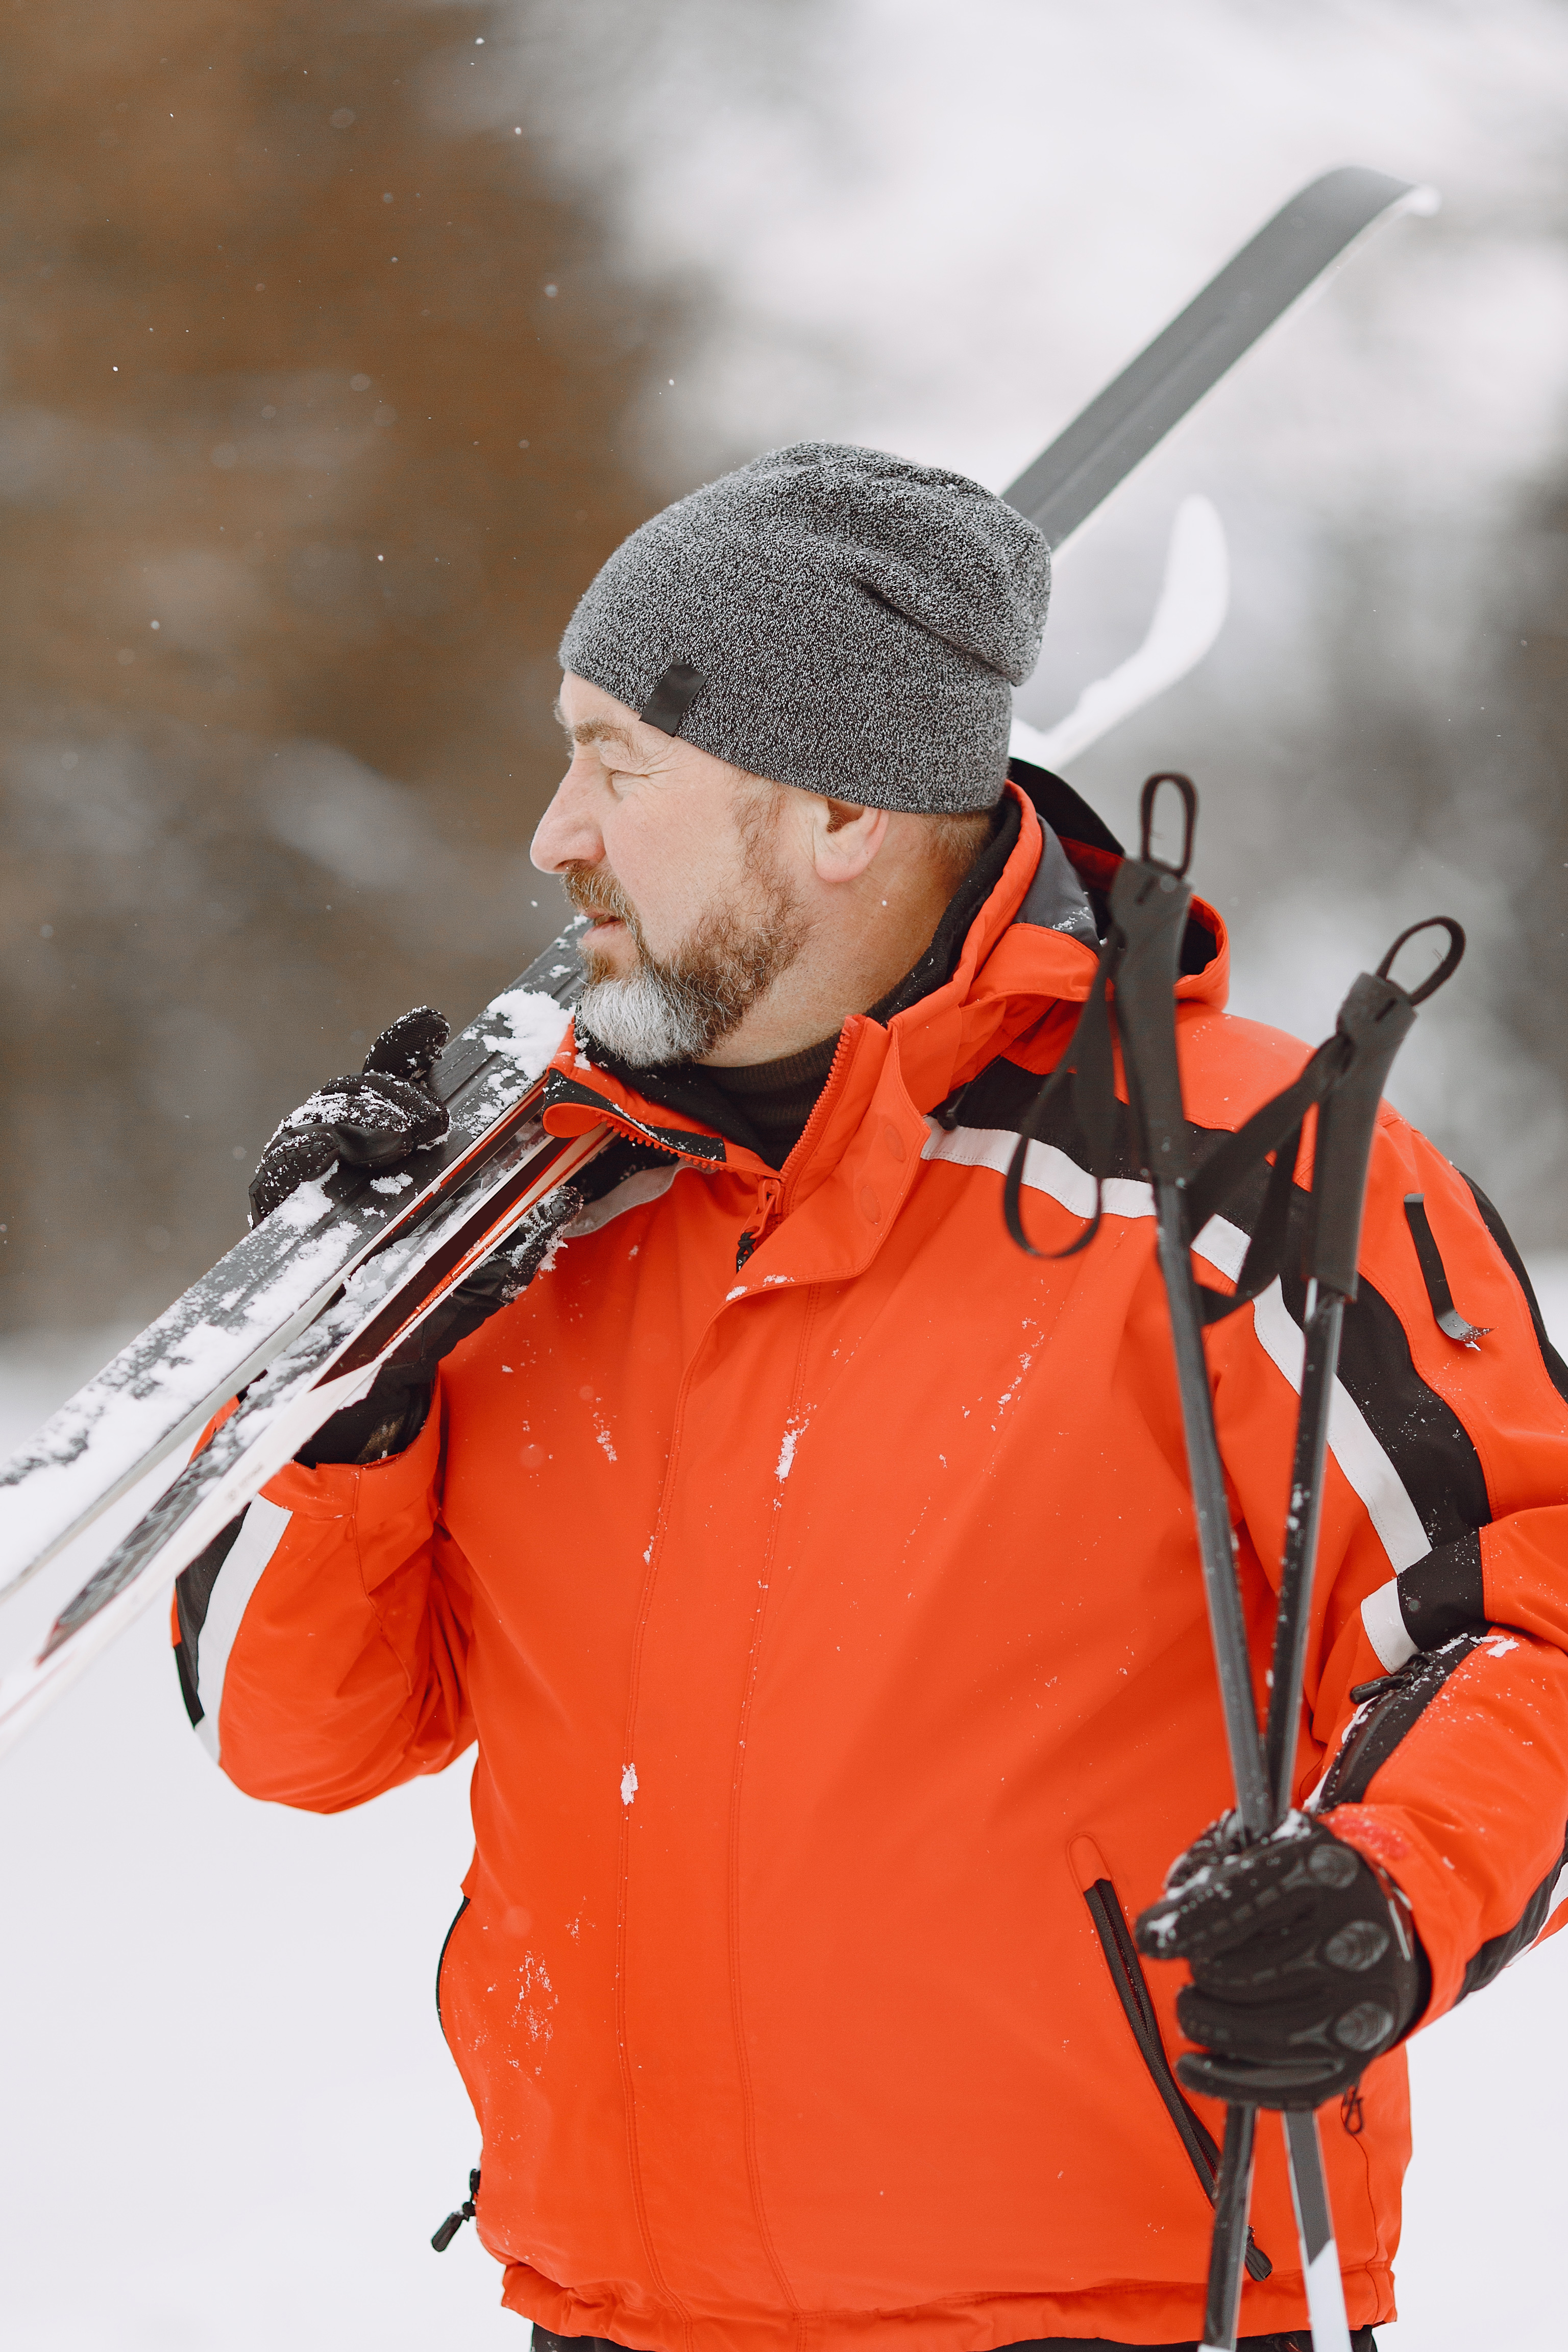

{"left": 558, "top": 441, "right": 1050, "bottom": 814}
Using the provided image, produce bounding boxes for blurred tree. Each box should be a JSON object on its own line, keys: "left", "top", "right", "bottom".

{"left": 0, "top": 0, "right": 688, "bottom": 1332}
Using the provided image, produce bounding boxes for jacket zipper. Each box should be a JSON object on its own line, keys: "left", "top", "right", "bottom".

{"left": 431, "top": 2166, "right": 481, "bottom": 2253}
{"left": 734, "top": 1022, "right": 864, "bottom": 1272}
{"left": 1082, "top": 1875, "right": 1272, "bottom": 2283}
{"left": 736, "top": 1176, "right": 783, "bottom": 1270}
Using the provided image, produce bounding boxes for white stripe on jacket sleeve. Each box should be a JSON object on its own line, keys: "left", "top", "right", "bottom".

{"left": 1251, "top": 1280, "right": 1431, "bottom": 1579}
{"left": 1359, "top": 1577, "right": 1419, "bottom": 1674}
{"left": 918, "top": 1121, "right": 1249, "bottom": 1278}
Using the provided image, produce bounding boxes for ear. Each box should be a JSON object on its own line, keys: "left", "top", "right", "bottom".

{"left": 808, "top": 795, "right": 889, "bottom": 886}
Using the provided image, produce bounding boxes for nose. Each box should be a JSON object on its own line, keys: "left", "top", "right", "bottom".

{"left": 530, "top": 760, "right": 605, "bottom": 874}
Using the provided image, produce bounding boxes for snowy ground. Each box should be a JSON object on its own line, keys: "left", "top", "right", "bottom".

{"left": 3, "top": 1278, "right": 1567, "bottom": 2349}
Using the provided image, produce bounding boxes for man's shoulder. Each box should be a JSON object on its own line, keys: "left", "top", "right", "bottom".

{"left": 1173, "top": 1002, "right": 1318, "bottom": 1139}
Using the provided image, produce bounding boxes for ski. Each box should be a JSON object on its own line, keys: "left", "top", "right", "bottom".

{"left": 1009, "top": 494, "right": 1231, "bottom": 776}
{"left": 0, "top": 162, "right": 1434, "bottom": 1749}
{"left": 0, "top": 1099, "right": 612, "bottom": 1758}
{"left": 0, "top": 926, "right": 586, "bottom": 1609}
{"left": 1003, "top": 165, "right": 1435, "bottom": 546}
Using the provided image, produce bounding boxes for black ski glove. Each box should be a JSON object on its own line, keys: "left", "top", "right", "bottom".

{"left": 296, "top": 1180, "right": 585, "bottom": 1466}
{"left": 249, "top": 1007, "right": 453, "bottom": 1226}
{"left": 1134, "top": 1814, "right": 1427, "bottom": 2110}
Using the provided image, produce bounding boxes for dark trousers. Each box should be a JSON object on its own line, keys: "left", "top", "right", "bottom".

{"left": 532, "top": 2327, "right": 1379, "bottom": 2352}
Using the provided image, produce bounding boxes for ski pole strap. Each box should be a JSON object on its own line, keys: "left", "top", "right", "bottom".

{"left": 1304, "top": 919, "right": 1463, "bottom": 1298}
{"left": 1180, "top": 1037, "right": 1348, "bottom": 1326}
{"left": 1112, "top": 776, "right": 1198, "bottom": 1190}
{"left": 1003, "top": 925, "right": 1118, "bottom": 1258}
{"left": 1004, "top": 775, "right": 1195, "bottom": 1256}
{"left": 1182, "top": 917, "right": 1464, "bottom": 1317}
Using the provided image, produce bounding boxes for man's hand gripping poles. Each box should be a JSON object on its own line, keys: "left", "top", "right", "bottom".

{"left": 1004, "top": 776, "right": 1464, "bottom": 2352}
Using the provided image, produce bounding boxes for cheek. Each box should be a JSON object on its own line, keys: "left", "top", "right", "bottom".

{"left": 610, "top": 802, "right": 734, "bottom": 953}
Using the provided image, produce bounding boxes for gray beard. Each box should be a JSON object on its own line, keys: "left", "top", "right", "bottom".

{"left": 574, "top": 877, "right": 808, "bottom": 1068}
{"left": 576, "top": 965, "right": 720, "bottom": 1066}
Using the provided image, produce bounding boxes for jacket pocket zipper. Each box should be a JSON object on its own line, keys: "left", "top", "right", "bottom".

{"left": 435, "top": 1894, "right": 471, "bottom": 2038}
{"left": 1082, "top": 1875, "right": 1272, "bottom": 2283}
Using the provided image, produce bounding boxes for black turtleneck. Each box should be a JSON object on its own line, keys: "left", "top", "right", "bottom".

{"left": 703, "top": 1034, "right": 845, "bottom": 1164}
{"left": 584, "top": 792, "right": 1023, "bottom": 1167}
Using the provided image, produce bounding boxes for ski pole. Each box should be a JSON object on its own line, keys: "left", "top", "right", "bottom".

{"left": 1004, "top": 773, "right": 1311, "bottom": 2333}
{"left": 1002, "top": 790, "right": 1461, "bottom": 2347}
{"left": 1162, "top": 907, "right": 1462, "bottom": 2348}
{"left": 1094, "top": 775, "right": 1356, "bottom": 2349}
{"left": 1100, "top": 782, "right": 1293, "bottom": 2346}
{"left": 1243, "top": 923, "right": 1463, "bottom": 2343}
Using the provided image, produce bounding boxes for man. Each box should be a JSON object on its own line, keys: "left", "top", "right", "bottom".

{"left": 176, "top": 444, "right": 1568, "bottom": 2351}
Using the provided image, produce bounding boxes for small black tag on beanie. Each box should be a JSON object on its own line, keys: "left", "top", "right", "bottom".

{"left": 640, "top": 662, "right": 705, "bottom": 736}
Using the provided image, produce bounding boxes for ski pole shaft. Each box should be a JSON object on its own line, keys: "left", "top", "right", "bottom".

{"left": 1240, "top": 942, "right": 1448, "bottom": 2352}
{"left": 1286, "top": 2110, "right": 1354, "bottom": 2352}
{"left": 1259, "top": 1287, "right": 1356, "bottom": 2352}
{"left": 1109, "top": 787, "right": 1291, "bottom": 2348}
{"left": 1263, "top": 1289, "right": 1346, "bottom": 1817}
{"left": 1198, "top": 2103, "right": 1258, "bottom": 2352}
{"left": 1155, "top": 1187, "right": 1314, "bottom": 2351}
{"left": 1187, "top": 1276, "right": 1355, "bottom": 2350}
{"left": 1153, "top": 1188, "right": 1271, "bottom": 1836}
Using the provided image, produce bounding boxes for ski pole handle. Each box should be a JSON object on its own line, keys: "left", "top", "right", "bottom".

{"left": 1308, "top": 920, "right": 1463, "bottom": 1301}
{"left": 1110, "top": 775, "right": 1199, "bottom": 1191}
{"left": 1269, "top": 919, "right": 1465, "bottom": 1815}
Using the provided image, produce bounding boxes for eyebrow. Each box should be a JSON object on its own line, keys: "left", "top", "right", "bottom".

{"left": 553, "top": 700, "right": 640, "bottom": 752}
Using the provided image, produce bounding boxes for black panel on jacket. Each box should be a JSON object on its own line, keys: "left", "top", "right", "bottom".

{"left": 1459, "top": 1825, "right": 1568, "bottom": 1999}
{"left": 1006, "top": 755, "right": 1216, "bottom": 973}
{"left": 1462, "top": 1173, "right": 1568, "bottom": 1408}
{"left": 1006, "top": 754, "right": 1124, "bottom": 857}
{"left": 1319, "top": 1634, "right": 1488, "bottom": 1809}
{"left": 1396, "top": 1529, "right": 1486, "bottom": 1652}
{"left": 1283, "top": 1261, "right": 1493, "bottom": 1549}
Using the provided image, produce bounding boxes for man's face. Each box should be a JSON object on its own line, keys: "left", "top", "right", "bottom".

{"left": 530, "top": 672, "right": 811, "bottom": 1065}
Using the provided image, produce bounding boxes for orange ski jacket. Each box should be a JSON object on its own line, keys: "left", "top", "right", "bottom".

{"left": 176, "top": 772, "right": 1568, "bottom": 2352}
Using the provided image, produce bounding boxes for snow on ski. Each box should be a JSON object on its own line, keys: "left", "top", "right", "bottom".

{"left": 0, "top": 924, "right": 586, "bottom": 1607}
{"left": 0, "top": 1106, "right": 611, "bottom": 1759}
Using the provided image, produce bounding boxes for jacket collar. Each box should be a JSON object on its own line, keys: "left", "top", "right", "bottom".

{"left": 540, "top": 769, "right": 1230, "bottom": 1196}
{"left": 573, "top": 793, "right": 1025, "bottom": 1161}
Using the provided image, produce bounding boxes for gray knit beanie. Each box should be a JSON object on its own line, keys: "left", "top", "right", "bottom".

{"left": 558, "top": 441, "right": 1049, "bottom": 814}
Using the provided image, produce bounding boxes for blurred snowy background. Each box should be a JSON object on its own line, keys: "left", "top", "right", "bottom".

{"left": 6, "top": 0, "right": 1568, "bottom": 2345}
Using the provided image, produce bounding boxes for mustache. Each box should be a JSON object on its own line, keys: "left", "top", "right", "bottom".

{"left": 561, "top": 862, "right": 640, "bottom": 932}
